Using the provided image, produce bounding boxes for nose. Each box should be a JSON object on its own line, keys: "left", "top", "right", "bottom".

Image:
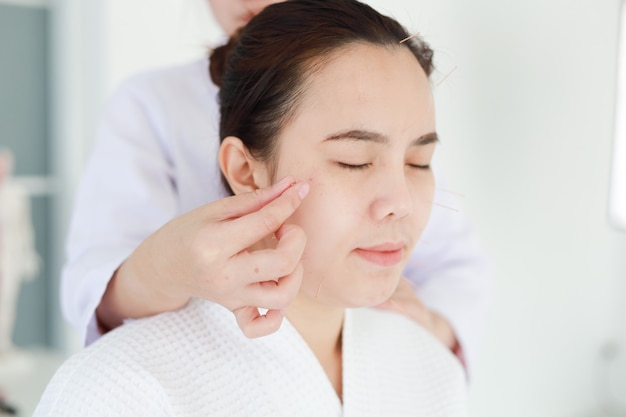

{"left": 369, "top": 171, "right": 413, "bottom": 222}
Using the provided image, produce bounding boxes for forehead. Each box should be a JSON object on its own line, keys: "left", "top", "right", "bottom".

{"left": 291, "top": 43, "right": 436, "bottom": 139}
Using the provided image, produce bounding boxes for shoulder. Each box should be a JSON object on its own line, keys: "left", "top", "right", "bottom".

{"left": 97, "top": 57, "right": 219, "bottom": 145}
{"left": 346, "top": 308, "right": 468, "bottom": 416}
{"left": 34, "top": 301, "right": 247, "bottom": 416}
{"left": 121, "top": 58, "right": 213, "bottom": 93}
{"left": 349, "top": 307, "right": 465, "bottom": 378}
{"left": 106, "top": 58, "right": 217, "bottom": 114}
{"left": 33, "top": 330, "right": 174, "bottom": 416}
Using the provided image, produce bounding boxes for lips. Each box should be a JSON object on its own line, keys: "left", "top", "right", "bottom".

{"left": 353, "top": 243, "right": 405, "bottom": 267}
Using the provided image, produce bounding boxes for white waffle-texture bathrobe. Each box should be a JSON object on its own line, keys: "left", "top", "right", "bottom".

{"left": 34, "top": 298, "right": 467, "bottom": 417}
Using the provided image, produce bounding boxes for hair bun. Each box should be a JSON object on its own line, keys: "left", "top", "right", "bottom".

{"left": 209, "top": 32, "right": 240, "bottom": 88}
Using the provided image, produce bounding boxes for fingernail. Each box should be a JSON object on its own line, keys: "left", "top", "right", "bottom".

{"left": 296, "top": 182, "right": 310, "bottom": 200}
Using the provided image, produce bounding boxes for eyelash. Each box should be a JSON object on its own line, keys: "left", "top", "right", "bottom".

{"left": 337, "top": 162, "right": 430, "bottom": 171}
{"left": 407, "top": 164, "right": 431, "bottom": 170}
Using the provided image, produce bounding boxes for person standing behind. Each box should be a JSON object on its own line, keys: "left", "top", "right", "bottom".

{"left": 61, "top": 0, "right": 491, "bottom": 376}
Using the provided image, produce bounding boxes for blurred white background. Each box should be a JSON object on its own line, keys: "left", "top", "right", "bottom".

{"left": 1, "top": 0, "right": 625, "bottom": 416}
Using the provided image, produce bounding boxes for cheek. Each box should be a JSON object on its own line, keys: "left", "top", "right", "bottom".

{"left": 289, "top": 176, "right": 358, "bottom": 253}
{"left": 290, "top": 176, "right": 341, "bottom": 228}
{"left": 410, "top": 175, "right": 436, "bottom": 234}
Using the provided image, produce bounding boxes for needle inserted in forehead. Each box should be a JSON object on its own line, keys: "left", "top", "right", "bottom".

{"left": 435, "top": 66, "right": 458, "bottom": 87}
{"left": 399, "top": 32, "right": 420, "bottom": 44}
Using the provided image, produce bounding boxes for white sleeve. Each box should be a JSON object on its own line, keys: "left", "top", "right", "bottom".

{"left": 402, "top": 170, "right": 493, "bottom": 377}
{"left": 60, "top": 77, "right": 178, "bottom": 344}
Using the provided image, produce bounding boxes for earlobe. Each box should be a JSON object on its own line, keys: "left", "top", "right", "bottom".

{"left": 218, "top": 136, "right": 264, "bottom": 194}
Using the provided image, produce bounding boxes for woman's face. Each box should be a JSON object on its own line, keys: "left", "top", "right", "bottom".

{"left": 208, "top": 0, "right": 285, "bottom": 35}
{"left": 268, "top": 44, "right": 437, "bottom": 308}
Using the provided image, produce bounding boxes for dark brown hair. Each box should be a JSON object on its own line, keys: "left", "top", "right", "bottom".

{"left": 210, "top": 0, "right": 434, "bottom": 194}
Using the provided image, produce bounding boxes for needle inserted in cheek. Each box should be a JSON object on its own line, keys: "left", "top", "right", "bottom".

{"left": 419, "top": 195, "right": 461, "bottom": 213}
{"left": 437, "top": 188, "right": 465, "bottom": 198}
{"left": 433, "top": 202, "right": 460, "bottom": 213}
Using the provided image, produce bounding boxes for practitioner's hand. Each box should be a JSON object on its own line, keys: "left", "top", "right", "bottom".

{"left": 97, "top": 176, "right": 309, "bottom": 338}
{"left": 376, "top": 277, "right": 458, "bottom": 350}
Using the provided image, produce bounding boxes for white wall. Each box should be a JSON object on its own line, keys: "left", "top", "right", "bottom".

{"left": 58, "top": 0, "right": 626, "bottom": 416}
{"left": 373, "top": 1, "right": 626, "bottom": 415}
{"left": 423, "top": 1, "right": 626, "bottom": 415}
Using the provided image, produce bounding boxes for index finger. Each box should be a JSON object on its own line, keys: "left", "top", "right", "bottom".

{"left": 223, "top": 181, "right": 310, "bottom": 253}
{"left": 216, "top": 176, "right": 297, "bottom": 220}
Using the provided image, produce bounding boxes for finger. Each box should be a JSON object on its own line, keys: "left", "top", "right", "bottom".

{"left": 216, "top": 176, "right": 296, "bottom": 220}
{"left": 240, "top": 262, "right": 303, "bottom": 310}
{"left": 229, "top": 223, "right": 306, "bottom": 285}
{"left": 233, "top": 306, "right": 284, "bottom": 338}
{"left": 224, "top": 181, "right": 310, "bottom": 252}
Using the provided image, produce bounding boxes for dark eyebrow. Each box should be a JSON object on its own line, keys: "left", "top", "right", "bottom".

{"left": 324, "top": 129, "right": 387, "bottom": 143}
{"left": 323, "top": 129, "right": 439, "bottom": 146}
{"left": 412, "top": 132, "right": 439, "bottom": 146}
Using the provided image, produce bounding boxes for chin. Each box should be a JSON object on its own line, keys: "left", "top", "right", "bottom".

{"left": 343, "top": 274, "right": 401, "bottom": 308}
{"left": 306, "top": 265, "right": 404, "bottom": 308}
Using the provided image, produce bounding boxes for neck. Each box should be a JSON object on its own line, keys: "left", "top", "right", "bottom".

{"left": 286, "top": 293, "right": 345, "bottom": 400}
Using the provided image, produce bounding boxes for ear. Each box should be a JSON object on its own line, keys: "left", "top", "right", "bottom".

{"left": 219, "top": 136, "right": 269, "bottom": 194}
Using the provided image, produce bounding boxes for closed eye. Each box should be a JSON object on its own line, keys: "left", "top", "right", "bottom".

{"left": 407, "top": 164, "right": 431, "bottom": 170}
{"left": 337, "top": 162, "right": 371, "bottom": 170}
